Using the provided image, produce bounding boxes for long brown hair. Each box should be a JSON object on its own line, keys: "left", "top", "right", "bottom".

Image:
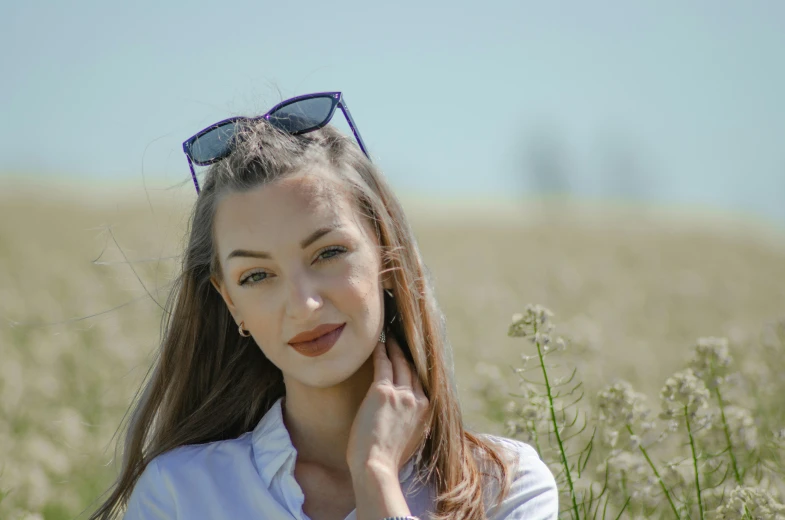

{"left": 90, "top": 118, "right": 512, "bottom": 519}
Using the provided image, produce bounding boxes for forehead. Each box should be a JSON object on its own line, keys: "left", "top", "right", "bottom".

{"left": 213, "top": 168, "right": 371, "bottom": 257}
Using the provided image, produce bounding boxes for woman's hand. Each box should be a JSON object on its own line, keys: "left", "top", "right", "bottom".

{"left": 346, "top": 334, "right": 430, "bottom": 477}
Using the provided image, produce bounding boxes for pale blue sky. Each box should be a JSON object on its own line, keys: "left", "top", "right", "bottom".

{"left": 3, "top": 1, "right": 784, "bottom": 223}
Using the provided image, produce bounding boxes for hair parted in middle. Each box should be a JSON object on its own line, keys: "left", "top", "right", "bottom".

{"left": 89, "top": 117, "right": 513, "bottom": 520}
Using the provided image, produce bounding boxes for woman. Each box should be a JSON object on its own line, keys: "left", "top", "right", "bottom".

{"left": 90, "top": 92, "right": 558, "bottom": 520}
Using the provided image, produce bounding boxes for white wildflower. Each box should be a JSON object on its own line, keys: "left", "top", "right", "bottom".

{"left": 508, "top": 304, "right": 555, "bottom": 338}
{"left": 660, "top": 368, "right": 710, "bottom": 420}
{"left": 708, "top": 485, "right": 785, "bottom": 519}
{"left": 531, "top": 331, "right": 551, "bottom": 348}
{"left": 598, "top": 380, "right": 652, "bottom": 429}
{"left": 603, "top": 428, "right": 619, "bottom": 449}
{"left": 689, "top": 337, "right": 733, "bottom": 389}
{"left": 597, "top": 380, "right": 652, "bottom": 450}
{"left": 505, "top": 384, "right": 549, "bottom": 443}
{"left": 519, "top": 394, "right": 548, "bottom": 423}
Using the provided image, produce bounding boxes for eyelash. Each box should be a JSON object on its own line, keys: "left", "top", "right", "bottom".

{"left": 238, "top": 246, "right": 348, "bottom": 287}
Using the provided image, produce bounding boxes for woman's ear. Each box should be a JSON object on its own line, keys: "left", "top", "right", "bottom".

{"left": 210, "top": 275, "right": 240, "bottom": 322}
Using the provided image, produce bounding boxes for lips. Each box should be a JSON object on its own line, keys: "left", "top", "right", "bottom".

{"left": 288, "top": 323, "right": 346, "bottom": 344}
{"left": 288, "top": 323, "right": 345, "bottom": 358}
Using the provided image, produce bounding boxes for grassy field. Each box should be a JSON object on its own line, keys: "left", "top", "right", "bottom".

{"left": 1, "top": 179, "right": 784, "bottom": 519}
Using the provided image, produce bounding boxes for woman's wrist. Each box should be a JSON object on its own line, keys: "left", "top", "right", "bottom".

{"left": 351, "top": 462, "right": 411, "bottom": 520}
{"left": 350, "top": 457, "right": 397, "bottom": 480}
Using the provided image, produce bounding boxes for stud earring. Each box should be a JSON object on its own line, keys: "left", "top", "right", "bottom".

{"left": 379, "top": 329, "right": 386, "bottom": 343}
{"left": 238, "top": 321, "right": 251, "bottom": 337}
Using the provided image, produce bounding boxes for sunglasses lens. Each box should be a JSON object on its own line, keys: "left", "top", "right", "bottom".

{"left": 268, "top": 96, "right": 335, "bottom": 133}
{"left": 189, "top": 121, "right": 239, "bottom": 165}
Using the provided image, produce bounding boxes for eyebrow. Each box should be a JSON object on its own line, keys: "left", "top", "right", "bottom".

{"left": 226, "top": 225, "right": 342, "bottom": 261}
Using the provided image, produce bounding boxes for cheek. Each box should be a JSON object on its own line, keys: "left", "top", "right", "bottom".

{"left": 341, "top": 266, "right": 385, "bottom": 344}
{"left": 233, "top": 290, "right": 276, "bottom": 325}
{"left": 340, "top": 260, "right": 382, "bottom": 307}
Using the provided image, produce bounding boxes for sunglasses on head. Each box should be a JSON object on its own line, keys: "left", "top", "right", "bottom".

{"left": 182, "top": 91, "right": 370, "bottom": 194}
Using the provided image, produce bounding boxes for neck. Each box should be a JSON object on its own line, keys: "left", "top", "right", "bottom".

{"left": 281, "top": 354, "right": 375, "bottom": 473}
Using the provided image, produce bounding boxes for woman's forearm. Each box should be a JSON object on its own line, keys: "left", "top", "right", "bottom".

{"left": 351, "top": 461, "right": 412, "bottom": 520}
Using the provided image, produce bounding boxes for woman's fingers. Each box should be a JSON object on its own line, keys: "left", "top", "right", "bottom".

{"left": 347, "top": 331, "right": 430, "bottom": 475}
{"left": 373, "top": 341, "right": 394, "bottom": 385}
{"left": 386, "top": 336, "right": 412, "bottom": 388}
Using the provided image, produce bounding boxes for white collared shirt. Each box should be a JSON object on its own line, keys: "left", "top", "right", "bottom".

{"left": 124, "top": 398, "right": 558, "bottom": 519}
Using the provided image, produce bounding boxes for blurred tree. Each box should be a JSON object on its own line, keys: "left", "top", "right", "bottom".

{"left": 520, "top": 125, "right": 572, "bottom": 198}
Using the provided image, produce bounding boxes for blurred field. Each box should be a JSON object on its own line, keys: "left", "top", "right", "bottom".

{"left": 1, "top": 178, "right": 785, "bottom": 519}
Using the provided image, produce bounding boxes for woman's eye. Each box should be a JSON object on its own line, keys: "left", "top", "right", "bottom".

{"left": 318, "top": 246, "right": 347, "bottom": 261}
{"left": 238, "top": 246, "right": 347, "bottom": 287}
{"left": 239, "top": 271, "right": 268, "bottom": 286}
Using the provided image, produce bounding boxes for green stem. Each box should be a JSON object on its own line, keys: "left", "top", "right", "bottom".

{"left": 533, "top": 321, "right": 580, "bottom": 519}
{"left": 627, "top": 424, "right": 681, "bottom": 519}
{"left": 620, "top": 472, "right": 629, "bottom": 504}
{"left": 713, "top": 385, "right": 742, "bottom": 484}
{"left": 684, "top": 406, "right": 704, "bottom": 520}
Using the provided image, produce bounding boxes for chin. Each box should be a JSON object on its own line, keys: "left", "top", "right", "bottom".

{"left": 290, "top": 348, "right": 374, "bottom": 390}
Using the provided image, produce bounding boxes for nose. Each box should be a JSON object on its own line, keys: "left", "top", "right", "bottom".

{"left": 284, "top": 271, "right": 323, "bottom": 320}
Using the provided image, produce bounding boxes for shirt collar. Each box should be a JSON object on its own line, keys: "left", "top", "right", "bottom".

{"left": 251, "top": 397, "right": 417, "bottom": 488}
{"left": 251, "top": 397, "right": 295, "bottom": 488}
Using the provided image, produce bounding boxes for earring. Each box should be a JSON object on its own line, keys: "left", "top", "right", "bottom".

{"left": 238, "top": 321, "right": 251, "bottom": 337}
{"left": 379, "top": 329, "right": 386, "bottom": 343}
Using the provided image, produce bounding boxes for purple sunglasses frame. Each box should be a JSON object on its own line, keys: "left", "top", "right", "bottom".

{"left": 182, "top": 91, "right": 370, "bottom": 194}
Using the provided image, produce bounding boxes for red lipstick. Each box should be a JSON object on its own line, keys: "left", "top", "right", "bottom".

{"left": 288, "top": 323, "right": 345, "bottom": 357}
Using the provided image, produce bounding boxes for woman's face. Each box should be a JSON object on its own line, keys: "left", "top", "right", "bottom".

{"left": 211, "top": 166, "right": 390, "bottom": 389}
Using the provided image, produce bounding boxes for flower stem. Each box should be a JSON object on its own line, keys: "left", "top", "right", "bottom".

{"left": 713, "top": 385, "right": 742, "bottom": 484}
{"left": 684, "top": 405, "right": 704, "bottom": 520}
{"left": 626, "top": 424, "right": 681, "bottom": 519}
{"left": 533, "top": 320, "right": 580, "bottom": 519}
